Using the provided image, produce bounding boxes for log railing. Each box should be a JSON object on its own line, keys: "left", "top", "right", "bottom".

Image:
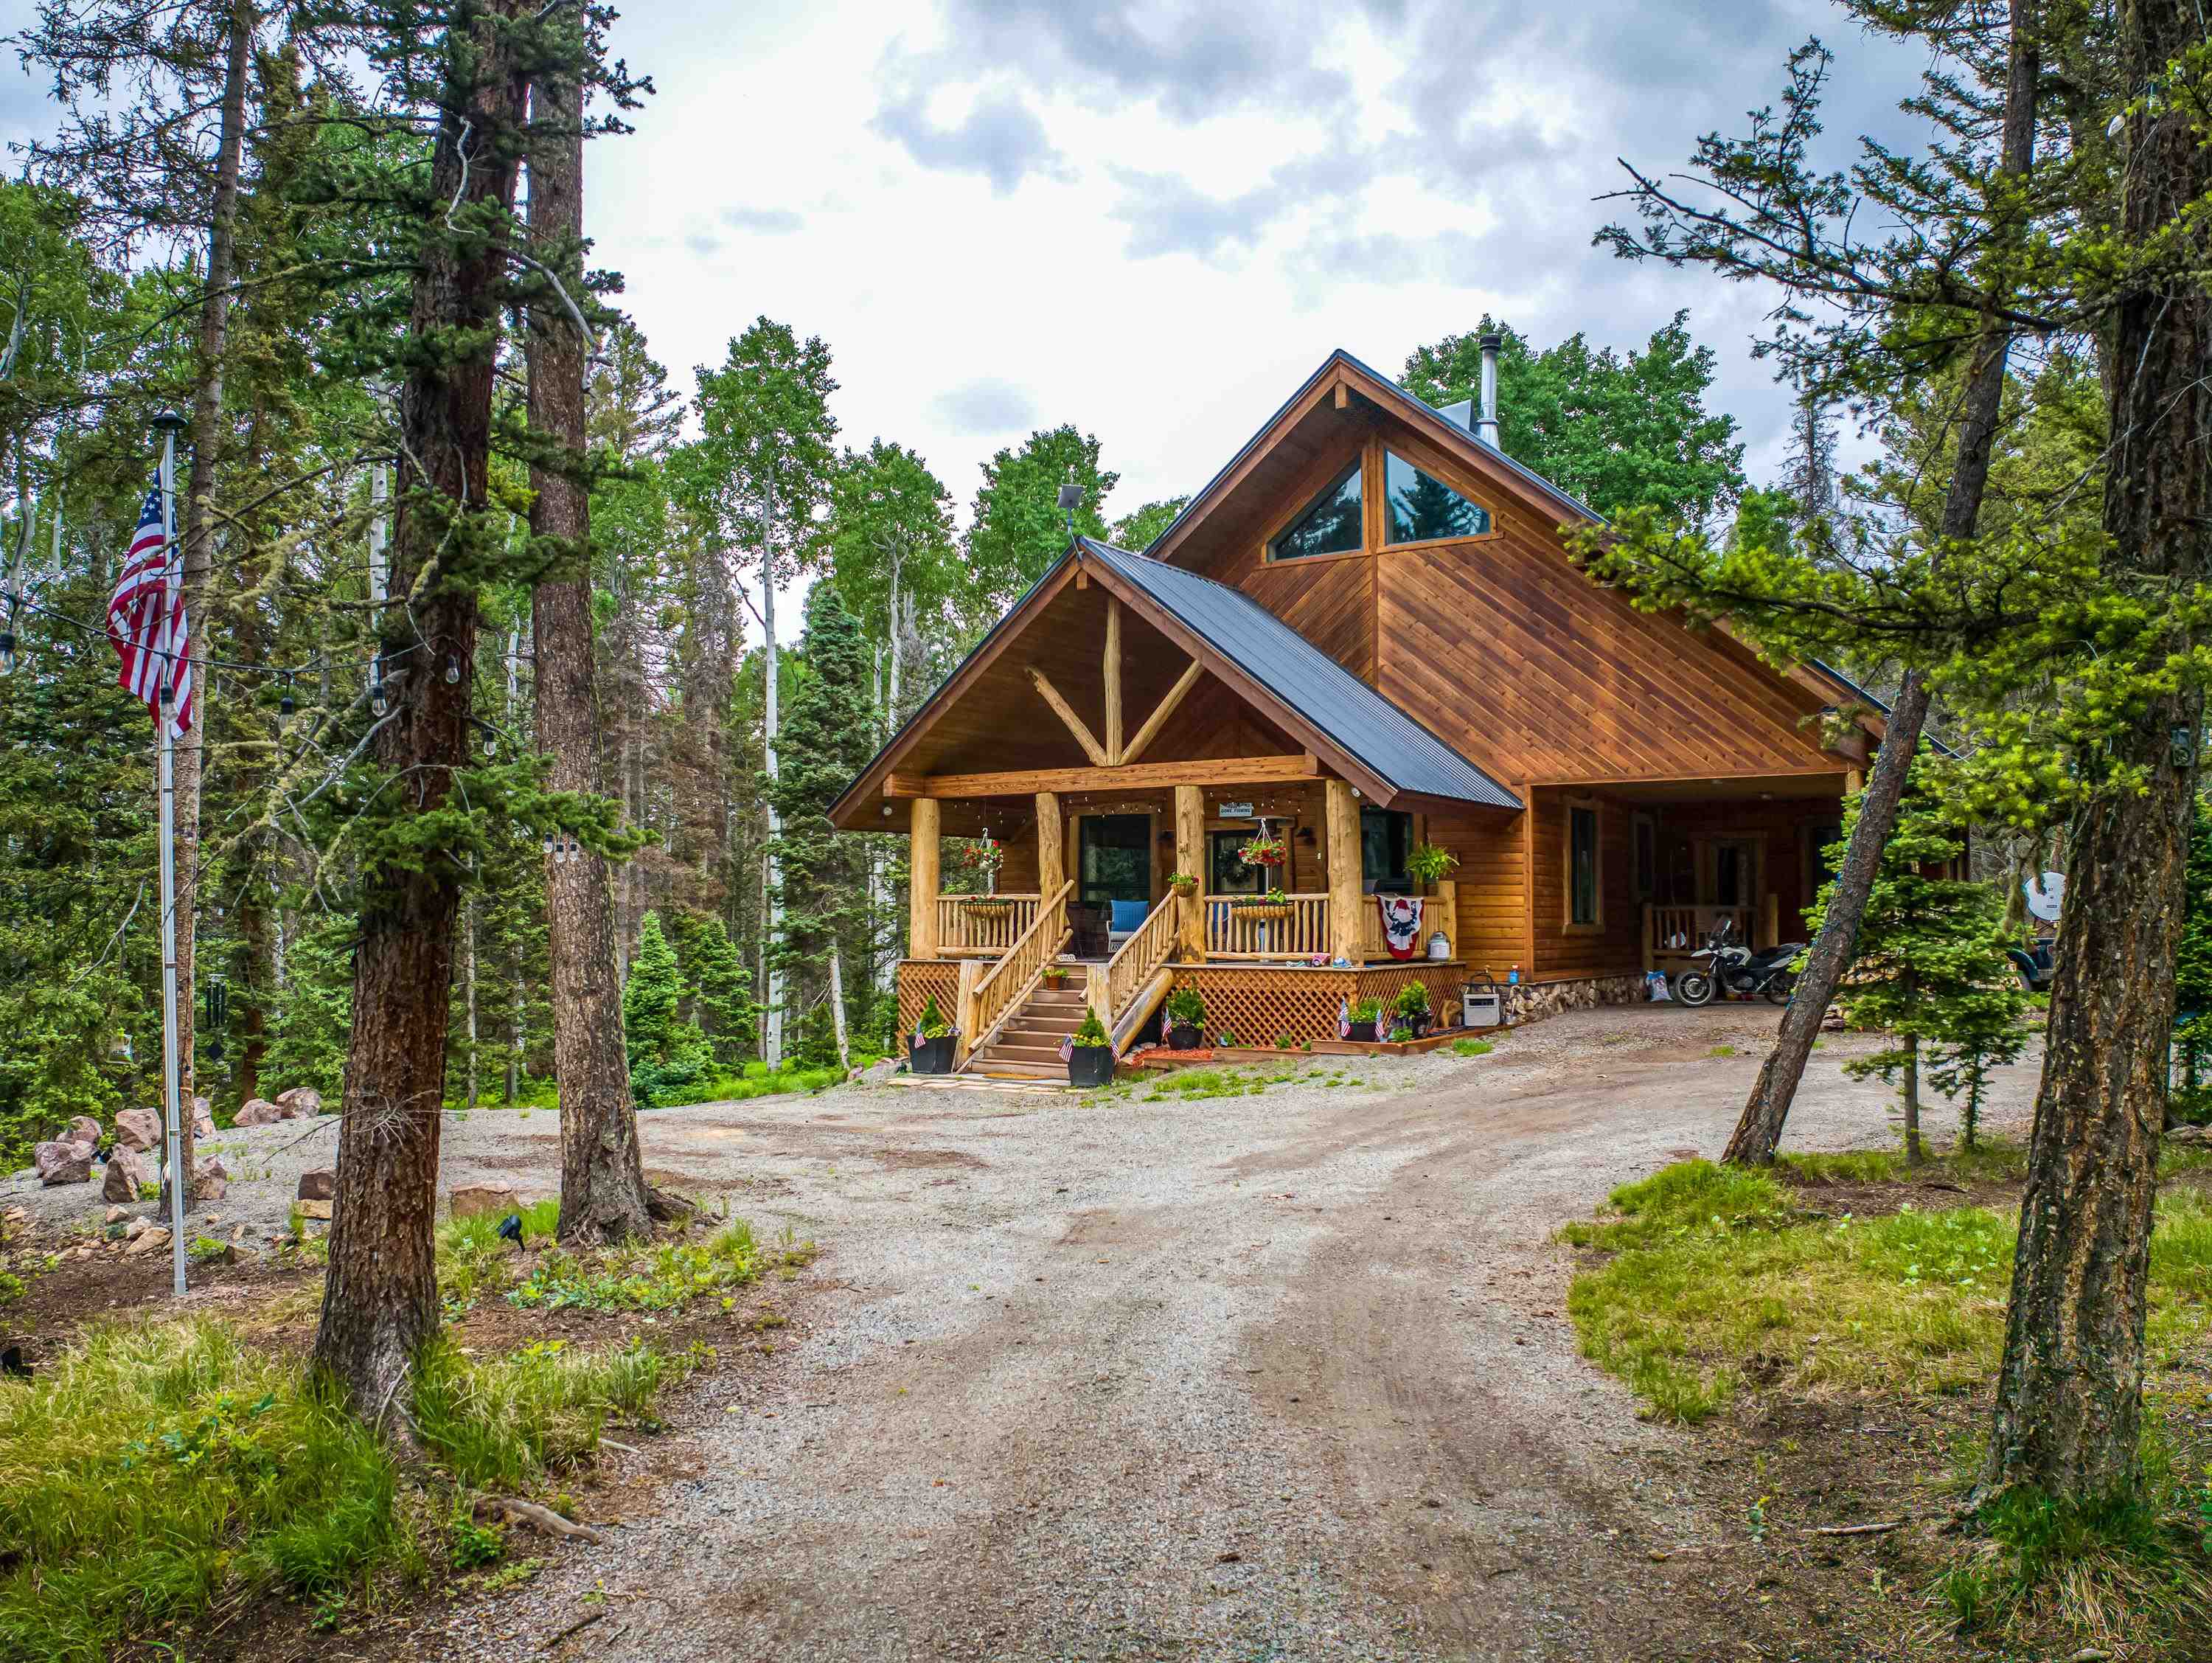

{"left": 960, "top": 880, "right": 1073, "bottom": 1063}
{"left": 936, "top": 892, "right": 1040, "bottom": 957}
{"left": 1104, "top": 893, "right": 1179, "bottom": 1020}
{"left": 1644, "top": 903, "right": 1753, "bottom": 970}
{"left": 1203, "top": 892, "right": 1330, "bottom": 960}
{"left": 1354, "top": 883, "right": 1458, "bottom": 962}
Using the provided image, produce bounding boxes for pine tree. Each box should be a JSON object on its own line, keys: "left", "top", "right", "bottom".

{"left": 1811, "top": 766, "right": 2028, "bottom": 1160}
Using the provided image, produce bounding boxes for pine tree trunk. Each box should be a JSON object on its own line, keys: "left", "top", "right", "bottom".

{"left": 762, "top": 487, "right": 784, "bottom": 1069}
{"left": 313, "top": 2, "right": 524, "bottom": 1415}
{"left": 170, "top": 0, "right": 254, "bottom": 1174}
{"left": 1901, "top": 1033, "right": 1923, "bottom": 1166}
{"left": 1724, "top": 1, "right": 2039, "bottom": 1167}
{"left": 1983, "top": 0, "right": 2211, "bottom": 1507}
{"left": 526, "top": 67, "right": 654, "bottom": 1245}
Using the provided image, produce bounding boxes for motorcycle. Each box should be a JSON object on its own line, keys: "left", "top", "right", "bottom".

{"left": 1675, "top": 918, "right": 1806, "bottom": 1007}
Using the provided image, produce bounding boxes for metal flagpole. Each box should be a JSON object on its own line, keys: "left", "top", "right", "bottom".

{"left": 152, "top": 412, "right": 189, "bottom": 1298}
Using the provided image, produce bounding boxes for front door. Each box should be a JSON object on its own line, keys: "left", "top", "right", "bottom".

{"left": 1079, "top": 814, "right": 1152, "bottom": 906}
{"left": 1710, "top": 839, "right": 1759, "bottom": 909}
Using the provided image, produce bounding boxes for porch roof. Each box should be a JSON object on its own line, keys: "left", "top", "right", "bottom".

{"left": 1077, "top": 538, "right": 1521, "bottom": 810}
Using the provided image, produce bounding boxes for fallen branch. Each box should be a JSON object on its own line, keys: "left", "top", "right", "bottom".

{"left": 482, "top": 1496, "right": 603, "bottom": 1544}
{"left": 1806, "top": 1520, "right": 1903, "bottom": 1537}
{"left": 539, "top": 1608, "right": 603, "bottom": 1651}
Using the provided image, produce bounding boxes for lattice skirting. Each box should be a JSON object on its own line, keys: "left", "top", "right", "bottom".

{"left": 897, "top": 961, "right": 961, "bottom": 1038}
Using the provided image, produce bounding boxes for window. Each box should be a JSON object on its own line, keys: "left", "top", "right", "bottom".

{"left": 1806, "top": 822, "right": 1843, "bottom": 902}
{"left": 1568, "top": 804, "right": 1601, "bottom": 927}
{"left": 1384, "top": 451, "right": 1490, "bottom": 545}
{"left": 1269, "top": 462, "right": 1363, "bottom": 560}
{"left": 1078, "top": 814, "right": 1151, "bottom": 906}
{"left": 1632, "top": 813, "right": 1655, "bottom": 902}
{"left": 1361, "top": 806, "right": 1413, "bottom": 894}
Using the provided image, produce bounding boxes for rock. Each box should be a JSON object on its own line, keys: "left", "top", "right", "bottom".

{"left": 234, "top": 1098, "right": 283, "bottom": 1127}
{"left": 104, "top": 1206, "right": 128, "bottom": 1225}
{"left": 114, "top": 1108, "right": 161, "bottom": 1152}
{"left": 450, "top": 1182, "right": 518, "bottom": 1220}
{"left": 297, "top": 1168, "right": 335, "bottom": 1201}
{"left": 191, "top": 1099, "right": 215, "bottom": 1140}
{"left": 125, "top": 1226, "right": 171, "bottom": 1257}
{"left": 861, "top": 1056, "right": 902, "bottom": 1083}
{"left": 34, "top": 1141, "right": 93, "bottom": 1186}
{"left": 296, "top": 1198, "right": 333, "bottom": 1221}
{"left": 125, "top": 1216, "right": 151, "bottom": 1240}
{"left": 2, "top": 1207, "right": 25, "bottom": 1223}
{"left": 2168, "top": 1122, "right": 2209, "bottom": 1145}
{"left": 65, "top": 1115, "right": 102, "bottom": 1150}
{"left": 274, "top": 1086, "right": 323, "bottom": 1118}
{"left": 102, "top": 1148, "right": 147, "bottom": 1204}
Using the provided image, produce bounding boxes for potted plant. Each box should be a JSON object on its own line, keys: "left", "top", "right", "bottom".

{"left": 959, "top": 895, "right": 1015, "bottom": 917}
{"left": 1347, "top": 997, "right": 1382, "bottom": 1044}
{"left": 1166, "top": 870, "right": 1199, "bottom": 898}
{"left": 1387, "top": 1023, "right": 1414, "bottom": 1042}
{"left": 1228, "top": 887, "right": 1293, "bottom": 920}
{"left": 1394, "top": 980, "right": 1433, "bottom": 1038}
{"left": 1067, "top": 1007, "right": 1115, "bottom": 1088}
{"left": 1165, "top": 986, "right": 1206, "bottom": 1050}
{"left": 1237, "top": 834, "right": 1287, "bottom": 872}
{"left": 1407, "top": 841, "right": 1459, "bottom": 891}
{"left": 908, "top": 996, "right": 957, "bottom": 1074}
{"left": 1041, "top": 964, "right": 1069, "bottom": 989}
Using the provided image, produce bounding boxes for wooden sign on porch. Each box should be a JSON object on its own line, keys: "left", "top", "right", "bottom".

{"left": 1216, "top": 801, "right": 1253, "bottom": 819}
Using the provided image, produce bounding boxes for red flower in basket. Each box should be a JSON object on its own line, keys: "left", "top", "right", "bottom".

{"left": 1238, "top": 835, "right": 1287, "bottom": 869}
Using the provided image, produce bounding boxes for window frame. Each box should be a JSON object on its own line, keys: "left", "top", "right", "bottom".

{"left": 1380, "top": 446, "right": 1495, "bottom": 549}
{"left": 1563, "top": 797, "right": 1604, "bottom": 933}
{"left": 1262, "top": 459, "right": 1366, "bottom": 564}
{"left": 1632, "top": 811, "right": 1656, "bottom": 903}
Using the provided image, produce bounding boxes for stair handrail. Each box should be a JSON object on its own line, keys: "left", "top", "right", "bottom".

{"left": 1103, "top": 892, "right": 1179, "bottom": 1021}
{"left": 961, "top": 878, "right": 1074, "bottom": 1065}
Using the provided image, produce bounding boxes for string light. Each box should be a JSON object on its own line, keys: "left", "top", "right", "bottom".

{"left": 444, "top": 653, "right": 462, "bottom": 685}
{"left": 277, "top": 676, "right": 296, "bottom": 732}
{"left": 0, "top": 592, "right": 16, "bottom": 677}
{"left": 369, "top": 673, "right": 388, "bottom": 718}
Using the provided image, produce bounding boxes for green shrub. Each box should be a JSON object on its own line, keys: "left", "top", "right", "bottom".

{"left": 1072, "top": 1008, "right": 1109, "bottom": 1047}
{"left": 1165, "top": 987, "right": 1206, "bottom": 1027}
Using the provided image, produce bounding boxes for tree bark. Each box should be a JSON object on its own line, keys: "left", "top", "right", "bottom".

{"left": 762, "top": 483, "right": 784, "bottom": 1068}
{"left": 313, "top": 1, "right": 525, "bottom": 1414}
{"left": 1724, "top": 1, "right": 2040, "bottom": 1165}
{"left": 526, "top": 64, "right": 654, "bottom": 1246}
{"left": 170, "top": 0, "right": 254, "bottom": 1182}
{"left": 1901, "top": 1034, "right": 1923, "bottom": 1166}
{"left": 1983, "top": 0, "right": 2211, "bottom": 1507}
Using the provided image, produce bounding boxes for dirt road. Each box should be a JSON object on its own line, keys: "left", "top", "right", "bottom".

{"left": 418, "top": 1007, "right": 2034, "bottom": 1660}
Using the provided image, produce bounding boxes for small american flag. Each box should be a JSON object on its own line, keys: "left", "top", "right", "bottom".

{"left": 1338, "top": 996, "right": 1351, "bottom": 1040}
{"left": 107, "top": 484, "right": 192, "bottom": 736}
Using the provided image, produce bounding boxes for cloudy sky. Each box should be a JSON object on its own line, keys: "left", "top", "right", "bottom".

{"left": 3, "top": 0, "right": 1930, "bottom": 537}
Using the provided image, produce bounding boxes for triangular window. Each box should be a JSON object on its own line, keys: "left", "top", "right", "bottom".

{"left": 1268, "top": 462, "right": 1363, "bottom": 560}
{"left": 1384, "top": 451, "right": 1490, "bottom": 544}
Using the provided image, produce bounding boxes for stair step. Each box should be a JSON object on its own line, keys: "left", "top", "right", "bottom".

{"left": 1028, "top": 989, "right": 1089, "bottom": 1005}
{"left": 978, "top": 1042, "right": 1069, "bottom": 1063}
{"left": 1006, "top": 1013, "right": 1083, "bottom": 1032}
{"left": 967, "top": 1060, "right": 1068, "bottom": 1080}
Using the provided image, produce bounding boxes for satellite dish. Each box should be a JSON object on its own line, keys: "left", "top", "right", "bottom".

{"left": 2025, "top": 871, "right": 2065, "bottom": 925}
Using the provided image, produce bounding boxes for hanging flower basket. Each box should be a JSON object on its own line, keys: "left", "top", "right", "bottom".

{"left": 1228, "top": 890, "right": 1293, "bottom": 920}
{"left": 959, "top": 897, "right": 1016, "bottom": 917}
{"left": 1237, "top": 836, "right": 1287, "bottom": 869}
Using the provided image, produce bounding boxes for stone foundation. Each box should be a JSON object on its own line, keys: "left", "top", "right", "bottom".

{"left": 1499, "top": 973, "right": 1649, "bottom": 1026}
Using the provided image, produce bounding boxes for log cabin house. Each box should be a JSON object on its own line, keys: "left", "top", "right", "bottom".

{"left": 830, "top": 344, "right": 1886, "bottom": 1078}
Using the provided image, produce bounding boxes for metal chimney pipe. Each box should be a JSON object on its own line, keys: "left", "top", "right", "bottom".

{"left": 1476, "top": 332, "right": 1501, "bottom": 448}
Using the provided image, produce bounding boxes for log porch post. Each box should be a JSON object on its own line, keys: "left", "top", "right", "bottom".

{"left": 908, "top": 798, "right": 941, "bottom": 961}
{"left": 1175, "top": 784, "right": 1206, "bottom": 961}
{"left": 1325, "top": 778, "right": 1362, "bottom": 962}
{"left": 1036, "top": 791, "right": 1065, "bottom": 904}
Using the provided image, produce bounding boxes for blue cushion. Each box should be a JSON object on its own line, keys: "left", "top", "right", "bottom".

{"left": 1110, "top": 900, "right": 1150, "bottom": 933}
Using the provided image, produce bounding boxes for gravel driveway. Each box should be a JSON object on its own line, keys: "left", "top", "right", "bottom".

{"left": 3, "top": 1004, "right": 2043, "bottom": 1659}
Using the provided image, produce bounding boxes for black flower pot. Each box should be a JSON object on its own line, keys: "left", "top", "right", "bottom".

{"left": 1169, "top": 1023, "right": 1201, "bottom": 1050}
{"left": 1349, "top": 1021, "right": 1379, "bottom": 1043}
{"left": 1068, "top": 1044, "right": 1115, "bottom": 1088}
{"left": 908, "top": 1034, "right": 956, "bottom": 1075}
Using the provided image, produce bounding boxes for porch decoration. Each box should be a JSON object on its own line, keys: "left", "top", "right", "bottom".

{"left": 1346, "top": 996, "right": 1382, "bottom": 1044}
{"left": 1067, "top": 1007, "right": 1115, "bottom": 1088}
{"left": 1393, "top": 980, "right": 1433, "bottom": 1038}
{"left": 1165, "top": 986, "right": 1206, "bottom": 1050}
{"left": 1228, "top": 888, "right": 1293, "bottom": 919}
{"left": 1237, "top": 833, "right": 1287, "bottom": 871}
{"left": 908, "top": 995, "right": 957, "bottom": 1074}
{"left": 1166, "top": 869, "right": 1199, "bottom": 897}
{"left": 1407, "top": 841, "right": 1459, "bottom": 888}
{"left": 971, "top": 830, "right": 1005, "bottom": 894}
{"left": 1374, "top": 893, "right": 1426, "bottom": 959}
{"left": 959, "top": 896, "right": 1016, "bottom": 917}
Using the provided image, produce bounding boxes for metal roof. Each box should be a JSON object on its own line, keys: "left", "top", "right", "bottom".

{"left": 1079, "top": 537, "right": 1522, "bottom": 810}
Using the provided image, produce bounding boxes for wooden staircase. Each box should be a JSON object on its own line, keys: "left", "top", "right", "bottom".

{"left": 964, "top": 985, "right": 1087, "bottom": 1080}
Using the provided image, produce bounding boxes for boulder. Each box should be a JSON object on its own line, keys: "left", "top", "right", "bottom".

{"left": 297, "top": 1168, "right": 335, "bottom": 1202}
{"left": 34, "top": 1141, "right": 92, "bottom": 1187}
{"left": 114, "top": 1108, "right": 161, "bottom": 1153}
{"left": 125, "top": 1215, "right": 151, "bottom": 1240}
{"left": 193, "top": 1158, "right": 228, "bottom": 1204}
{"left": 234, "top": 1098, "right": 283, "bottom": 1127}
{"left": 65, "top": 1116, "right": 103, "bottom": 1150}
{"left": 191, "top": 1098, "right": 215, "bottom": 1140}
{"left": 449, "top": 1182, "right": 518, "bottom": 1220}
{"left": 104, "top": 1206, "right": 128, "bottom": 1225}
{"left": 274, "top": 1087, "right": 323, "bottom": 1119}
{"left": 125, "top": 1226, "right": 171, "bottom": 1257}
{"left": 101, "top": 1148, "right": 147, "bottom": 1204}
{"left": 296, "top": 1198, "right": 333, "bottom": 1221}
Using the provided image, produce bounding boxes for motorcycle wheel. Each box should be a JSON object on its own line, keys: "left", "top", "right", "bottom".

{"left": 1764, "top": 972, "right": 1795, "bottom": 1007}
{"left": 1676, "top": 971, "right": 1716, "bottom": 1007}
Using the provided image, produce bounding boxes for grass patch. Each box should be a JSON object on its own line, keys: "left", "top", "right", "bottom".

{"left": 0, "top": 1313, "right": 703, "bottom": 1662}
{"left": 1139, "top": 1066, "right": 1300, "bottom": 1103}
{"left": 1708, "top": 1044, "right": 1737, "bottom": 1058}
{"left": 1450, "top": 1038, "right": 1494, "bottom": 1057}
{"left": 1564, "top": 1159, "right": 2212, "bottom": 1426}
{"left": 1781, "top": 1138, "right": 2030, "bottom": 1188}
{"left": 506, "top": 1221, "right": 771, "bottom": 1314}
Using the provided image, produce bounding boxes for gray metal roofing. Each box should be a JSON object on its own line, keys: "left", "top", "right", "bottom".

{"left": 1079, "top": 537, "right": 1523, "bottom": 810}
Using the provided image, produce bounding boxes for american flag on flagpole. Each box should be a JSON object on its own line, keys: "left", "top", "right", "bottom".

{"left": 107, "top": 483, "right": 193, "bottom": 737}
